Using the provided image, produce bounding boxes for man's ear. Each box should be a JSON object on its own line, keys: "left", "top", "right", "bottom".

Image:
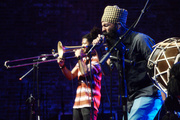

{"left": 116, "top": 22, "right": 121, "bottom": 30}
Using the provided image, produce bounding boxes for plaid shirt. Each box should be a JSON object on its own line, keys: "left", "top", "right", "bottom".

{"left": 73, "top": 55, "right": 102, "bottom": 111}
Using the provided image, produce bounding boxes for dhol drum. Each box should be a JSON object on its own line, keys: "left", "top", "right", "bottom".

{"left": 147, "top": 37, "right": 180, "bottom": 95}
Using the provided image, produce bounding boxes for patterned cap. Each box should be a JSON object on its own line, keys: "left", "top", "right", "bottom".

{"left": 101, "top": 5, "right": 128, "bottom": 25}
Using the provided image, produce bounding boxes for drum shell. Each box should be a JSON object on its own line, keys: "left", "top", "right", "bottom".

{"left": 147, "top": 37, "right": 180, "bottom": 94}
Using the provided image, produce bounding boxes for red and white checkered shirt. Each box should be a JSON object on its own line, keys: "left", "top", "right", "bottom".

{"left": 73, "top": 55, "right": 102, "bottom": 111}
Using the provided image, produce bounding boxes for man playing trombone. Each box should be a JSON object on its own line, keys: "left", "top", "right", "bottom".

{"left": 57, "top": 27, "right": 102, "bottom": 120}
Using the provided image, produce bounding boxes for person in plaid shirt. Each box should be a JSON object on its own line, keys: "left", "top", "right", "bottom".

{"left": 57, "top": 27, "right": 102, "bottom": 120}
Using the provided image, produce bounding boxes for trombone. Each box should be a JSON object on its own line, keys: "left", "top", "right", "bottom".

{"left": 4, "top": 41, "right": 107, "bottom": 69}
{"left": 4, "top": 41, "right": 87, "bottom": 69}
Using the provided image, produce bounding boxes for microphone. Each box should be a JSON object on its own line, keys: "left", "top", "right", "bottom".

{"left": 87, "top": 35, "right": 105, "bottom": 56}
{"left": 100, "top": 34, "right": 105, "bottom": 42}
{"left": 100, "top": 35, "right": 105, "bottom": 43}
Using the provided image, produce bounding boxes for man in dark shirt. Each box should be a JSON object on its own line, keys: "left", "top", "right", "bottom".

{"left": 93, "top": 5, "right": 163, "bottom": 119}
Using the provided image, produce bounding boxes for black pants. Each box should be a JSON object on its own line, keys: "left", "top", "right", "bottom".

{"left": 73, "top": 107, "right": 98, "bottom": 120}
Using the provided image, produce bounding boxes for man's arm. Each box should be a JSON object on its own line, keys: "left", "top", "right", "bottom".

{"left": 92, "top": 34, "right": 111, "bottom": 75}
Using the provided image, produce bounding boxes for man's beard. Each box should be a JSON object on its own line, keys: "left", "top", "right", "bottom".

{"left": 103, "top": 27, "right": 119, "bottom": 49}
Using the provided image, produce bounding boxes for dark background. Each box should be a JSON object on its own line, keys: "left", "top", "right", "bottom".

{"left": 0, "top": 0, "right": 180, "bottom": 120}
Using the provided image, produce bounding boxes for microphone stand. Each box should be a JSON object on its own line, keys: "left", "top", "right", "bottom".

{"left": 86, "top": 51, "right": 94, "bottom": 120}
{"left": 20, "top": 66, "right": 35, "bottom": 120}
{"left": 26, "top": 93, "right": 35, "bottom": 120}
{"left": 110, "top": 62, "right": 113, "bottom": 120}
{"left": 32, "top": 58, "right": 42, "bottom": 120}
{"left": 34, "top": 62, "right": 41, "bottom": 120}
{"left": 100, "top": 0, "right": 151, "bottom": 119}
{"left": 20, "top": 57, "right": 43, "bottom": 120}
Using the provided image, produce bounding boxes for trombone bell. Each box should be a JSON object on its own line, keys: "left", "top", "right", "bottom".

{"left": 57, "top": 41, "right": 83, "bottom": 59}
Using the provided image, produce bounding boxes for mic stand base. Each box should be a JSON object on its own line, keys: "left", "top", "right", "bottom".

{"left": 26, "top": 94, "right": 35, "bottom": 120}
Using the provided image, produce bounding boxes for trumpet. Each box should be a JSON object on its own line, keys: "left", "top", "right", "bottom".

{"left": 4, "top": 41, "right": 105, "bottom": 69}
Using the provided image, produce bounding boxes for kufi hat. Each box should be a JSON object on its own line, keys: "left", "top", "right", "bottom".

{"left": 101, "top": 5, "right": 128, "bottom": 25}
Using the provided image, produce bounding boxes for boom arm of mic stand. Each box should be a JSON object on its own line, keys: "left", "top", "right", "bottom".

{"left": 133, "top": 0, "right": 150, "bottom": 28}
{"left": 86, "top": 44, "right": 96, "bottom": 57}
{"left": 19, "top": 67, "right": 34, "bottom": 80}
